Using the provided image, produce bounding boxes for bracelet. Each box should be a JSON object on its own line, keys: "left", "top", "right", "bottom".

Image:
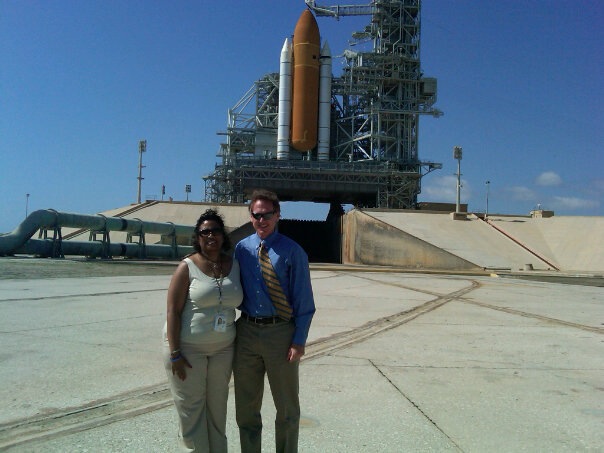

{"left": 170, "top": 348, "right": 181, "bottom": 356}
{"left": 170, "top": 354, "right": 182, "bottom": 363}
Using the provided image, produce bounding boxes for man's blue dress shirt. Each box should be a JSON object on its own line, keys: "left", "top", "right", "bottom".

{"left": 235, "top": 231, "right": 315, "bottom": 346}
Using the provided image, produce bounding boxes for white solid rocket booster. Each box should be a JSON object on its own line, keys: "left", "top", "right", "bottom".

{"left": 317, "top": 41, "right": 332, "bottom": 161}
{"left": 277, "top": 38, "right": 292, "bottom": 160}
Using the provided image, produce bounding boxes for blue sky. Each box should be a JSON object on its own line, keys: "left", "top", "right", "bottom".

{"left": 1, "top": 0, "right": 602, "bottom": 233}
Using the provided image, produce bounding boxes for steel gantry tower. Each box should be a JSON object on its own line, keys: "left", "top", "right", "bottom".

{"left": 203, "top": 0, "right": 442, "bottom": 209}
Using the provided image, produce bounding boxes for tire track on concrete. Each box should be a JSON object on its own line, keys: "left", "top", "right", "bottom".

{"left": 304, "top": 276, "right": 481, "bottom": 360}
{"left": 0, "top": 288, "right": 165, "bottom": 304}
{"left": 0, "top": 384, "right": 173, "bottom": 450}
{"left": 460, "top": 299, "right": 604, "bottom": 334}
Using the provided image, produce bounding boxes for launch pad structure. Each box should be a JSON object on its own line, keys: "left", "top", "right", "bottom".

{"left": 203, "top": 0, "right": 443, "bottom": 210}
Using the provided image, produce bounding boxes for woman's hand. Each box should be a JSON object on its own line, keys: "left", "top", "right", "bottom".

{"left": 171, "top": 355, "right": 192, "bottom": 381}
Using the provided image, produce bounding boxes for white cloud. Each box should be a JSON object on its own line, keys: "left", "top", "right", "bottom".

{"left": 507, "top": 186, "right": 536, "bottom": 201}
{"left": 535, "top": 171, "right": 562, "bottom": 187}
{"left": 421, "top": 175, "right": 471, "bottom": 202}
{"left": 550, "top": 196, "right": 599, "bottom": 210}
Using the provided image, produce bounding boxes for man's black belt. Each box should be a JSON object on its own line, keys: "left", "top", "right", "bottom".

{"left": 241, "top": 313, "right": 286, "bottom": 325}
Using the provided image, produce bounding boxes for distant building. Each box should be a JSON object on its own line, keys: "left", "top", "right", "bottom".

{"left": 530, "top": 209, "right": 555, "bottom": 218}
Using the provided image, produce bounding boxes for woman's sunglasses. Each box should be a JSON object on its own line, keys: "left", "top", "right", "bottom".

{"left": 198, "top": 227, "right": 223, "bottom": 237}
{"left": 251, "top": 211, "right": 276, "bottom": 220}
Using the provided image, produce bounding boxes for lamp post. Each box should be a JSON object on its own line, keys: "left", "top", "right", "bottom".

{"left": 137, "top": 140, "right": 147, "bottom": 204}
{"left": 25, "top": 193, "right": 30, "bottom": 218}
{"left": 453, "top": 146, "right": 463, "bottom": 213}
{"left": 485, "top": 180, "right": 490, "bottom": 219}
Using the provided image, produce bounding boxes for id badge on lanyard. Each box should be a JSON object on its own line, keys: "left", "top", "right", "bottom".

{"left": 213, "top": 276, "right": 226, "bottom": 332}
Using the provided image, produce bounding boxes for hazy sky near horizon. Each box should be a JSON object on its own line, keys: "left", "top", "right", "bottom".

{"left": 1, "top": 0, "right": 602, "bottom": 233}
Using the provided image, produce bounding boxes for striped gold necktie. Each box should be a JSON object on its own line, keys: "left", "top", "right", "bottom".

{"left": 259, "top": 242, "right": 292, "bottom": 320}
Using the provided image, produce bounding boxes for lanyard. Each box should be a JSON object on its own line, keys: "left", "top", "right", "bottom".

{"left": 211, "top": 261, "right": 223, "bottom": 304}
{"left": 202, "top": 252, "right": 224, "bottom": 304}
{"left": 213, "top": 274, "right": 223, "bottom": 304}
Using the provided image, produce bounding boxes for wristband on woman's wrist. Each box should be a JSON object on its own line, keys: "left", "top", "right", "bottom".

{"left": 170, "top": 353, "right": 182, "bottom": 363}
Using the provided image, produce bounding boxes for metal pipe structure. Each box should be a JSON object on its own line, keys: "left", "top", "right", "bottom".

{"left": 0, "top": 209, "right": 194, "bottom": 259}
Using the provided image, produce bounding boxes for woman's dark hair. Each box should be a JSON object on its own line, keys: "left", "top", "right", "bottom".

{"left": 192, "top": 208, "right": 231, "bottom": 253}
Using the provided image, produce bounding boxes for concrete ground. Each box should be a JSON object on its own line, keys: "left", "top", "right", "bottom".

{"left": 0, "top": 259, "right": 602, "bottom": 452}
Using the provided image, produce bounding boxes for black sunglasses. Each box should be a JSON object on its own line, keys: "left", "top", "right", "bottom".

{"left": 198, "top": 227, "right": 223, "bottom": 237}
{"left": 251, "top": 211, "right": 276, "bottom": 220}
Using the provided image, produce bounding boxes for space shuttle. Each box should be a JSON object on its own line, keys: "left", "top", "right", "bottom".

{"left": 277, "top": 10, "right": 331, "bottom": 161}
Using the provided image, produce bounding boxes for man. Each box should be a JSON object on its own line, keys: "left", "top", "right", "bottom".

{"left": 234, "top": 189, "right": 316, "bottom": 453}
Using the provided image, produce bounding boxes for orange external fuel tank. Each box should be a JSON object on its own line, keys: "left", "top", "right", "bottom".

{"left": 290, "top": 10, "right": 320, "bottom": 152}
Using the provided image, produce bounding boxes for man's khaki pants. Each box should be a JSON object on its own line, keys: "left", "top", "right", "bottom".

{"left": 234, "top": 318, "right": 300, "bottom": 453}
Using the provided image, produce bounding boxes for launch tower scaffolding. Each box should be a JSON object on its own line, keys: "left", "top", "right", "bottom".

{"left": 203, "top": 0, "right": 442, "bottom": 209}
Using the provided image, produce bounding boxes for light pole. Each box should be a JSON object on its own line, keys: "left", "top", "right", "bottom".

{"left": 485, "top": 180, "right": 490, "bottom": 219}
{"left": 453, "top": 146, "right": 463, "bottom": 213}
{"left": 137, "top": 140, "right": 147, "bottom": 204}
{"left": 25, "top": 193, "right": 30, "bottom": 218}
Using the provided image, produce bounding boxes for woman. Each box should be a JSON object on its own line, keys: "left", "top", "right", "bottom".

{"left": 163, "top": 209, "right": 242, "bottom": 452}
